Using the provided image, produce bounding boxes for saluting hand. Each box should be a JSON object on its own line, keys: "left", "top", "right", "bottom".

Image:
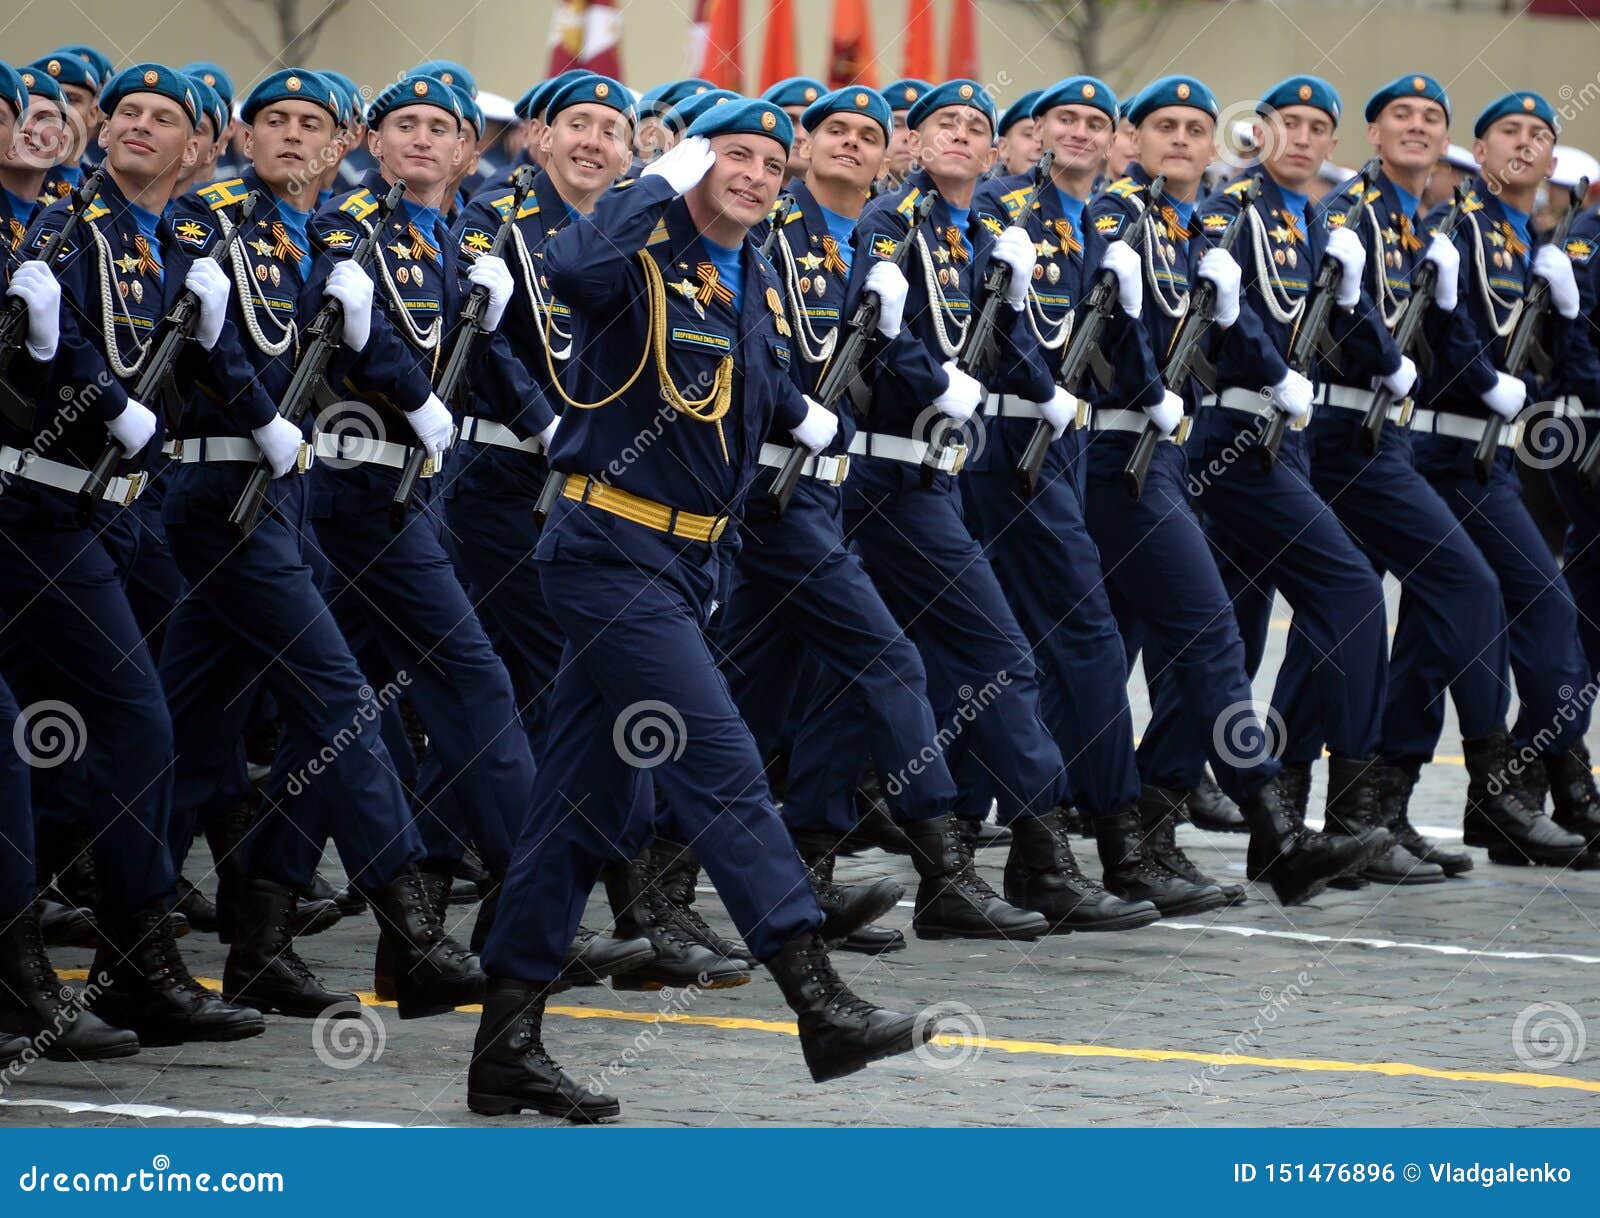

{"left": 642, "top": 135, "right": 716, "bottom": 196}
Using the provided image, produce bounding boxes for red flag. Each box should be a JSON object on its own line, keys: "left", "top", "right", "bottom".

{"left": 760, "top": 0, "right": 798, "bottom": 91}
{"left": 546, "top": 0, "right": 623, "bottom": 78}
{"left": 946, "top": 0, "right": 979, "bottom": 80}
{"left": 904, "top": 0, "right": 936, "bottom": 81}
{"left": 827, "top": 0, "right": 878, "bottom": 88}
{"left": 698, "top": 0, "right": 744, "bottom": 92}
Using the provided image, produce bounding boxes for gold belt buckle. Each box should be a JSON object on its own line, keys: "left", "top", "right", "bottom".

{"left": 296, "top": 441, "right": 313, "bottom": 473}
{"left": 1291, "top": 402, "right": 1313, "bottom": 431}
{"left": 1397, "top": 396, "right": 1415, "bottom": 428}
{"left": 420, "top": 455, "right": 439, "bottom": 478}
{"left": 947, "top": 440, "right": 969, "bottom": 474}
{"left": 1074, "top": 396, "right": 1090, "bottom": 430}
{"left": 828, "top": 455, "right": 851, "bottom": 486}
{"left": 1506, "top": 418, "right": 1524, "bottom": 450}
{"left": 1172, "top": 415, "right": 1193, "bottom": 445}
{"left": 119, "top": 470, "right": 148, "bottom": 506}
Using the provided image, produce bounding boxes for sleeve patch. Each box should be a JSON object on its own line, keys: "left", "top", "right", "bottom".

{"left": 869, "top": 232, "right": 899, "bottom": 260}
{"left": 1093, "top": 213, "right": 1124, "bottom": 237}
{"left": 1566, "top": 237, "right": 1596, "bottom": 265}
{"left": 460, "top": 228, "right": 494, "bottom": 258}
{"left": 978, "top": 212, "right": 1005, "bottom": 236}
{"left": 1201, "top": 213, "right": 1231, "bottom": 232}
{"left": 321, "top": 229, "right": 356, "bottom": 250}
{"left": 173, "top": 217, "right": 213, "bottom": 247}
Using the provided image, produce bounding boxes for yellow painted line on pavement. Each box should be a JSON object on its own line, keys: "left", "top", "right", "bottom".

{"left": 58, "top": 972, "right": 1600, "bottom": 1097}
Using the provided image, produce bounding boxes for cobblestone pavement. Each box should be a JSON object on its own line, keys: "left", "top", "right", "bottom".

{"left": 4, "top": 589, "right": 1598, "bottom": 1128}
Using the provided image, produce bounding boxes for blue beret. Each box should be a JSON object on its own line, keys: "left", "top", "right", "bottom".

{"left": 905, "top": 79, "right": 997, "bottom": 134}
{"left": 101, "top": 63, "right": 200, "bottom": 127}
{"left": 881, "top": 79, "right": 932, "bottom": 112}
{"left": 54, "top": 45, "right": 113, "bottom": 88}
{"left": 1364, "top": 74, "right": 1450, "bottom": 124}
{"left": 762, "top": 76, "right": 826, "bottom": 110}
{"left": 0, "top": 64, "right": 27, "bottom": 121}
{"left": 801, "top": 85, "right": 893, "bottom": 140}
{"left": 1259, "top": 75, "right": 1340, "bottom": 125}
{"left": 448, "top": 82, "right": 484, "bottom": 136}
{"left": 515, "top": 69, "right": 591, "bottom": 122}
{"left": 241, "top": 68, "right": 342, "bottom": 125}
{"left": 16, "top": 64, "right": 66, "bottom": 113}
{"left": 180, "top": 62, "right": 233, "bottom": 109}
{"left": 319, "top": 71, "right": 360, "bottom": 126}
{"left": 367, "top": 73, "right": 463, "bottom": 128}
{"left": 412, "top": 60, "right": 475, "bottom": 97}
{"left": 1127, "top": 75, "right": 1217, "bottom": 126}
{"left": 185, "top": 73, "right": 227, "bottom": 136}
{"left": 1475, "top": 90, "right": 1559, "bottom": 139}
{"left": 666, "top": 88, "right": 740, "bottom": 134}
{"left": 637, "top": 78, "right": 715, "bottom": 118}
{"left": 686, "top": 97, "right": 793, "bottom": 153}
{"left": 545, "top": 73, "right": 635, "bottom": 126}
{"left": 1032, "top": 76, "right": 1116, "bottom": 122}
{"left": 28, "top": 53, "right": 98, "bottom": 93}
{"left": 998, "top": 90, "right": 1042, "bottom": 136}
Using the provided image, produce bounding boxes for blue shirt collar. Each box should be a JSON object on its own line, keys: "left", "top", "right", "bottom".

{"left": 817, "top": 202, "right": 857, "bottom": 267}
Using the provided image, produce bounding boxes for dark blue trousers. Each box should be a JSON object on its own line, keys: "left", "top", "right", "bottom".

{"left": 0, "top": 673, "right": 34, "bottom": 918}
{"left": 1549, "top": 457, "right": 1600, "bottom": 686}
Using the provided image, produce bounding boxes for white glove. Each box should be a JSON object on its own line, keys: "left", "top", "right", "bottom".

{"left": 1032, "top": 385, "right": 1081, "bottom": 440}
{"left": 1144, "top": 389, "right": 1185, "bottom": 437}
{"left": 1269, "top": 369, "right": 1313, "bottom": 419}
{"left": 1482, "top": 370, "right": 1526, "bottom": 421}
{"left": 790, "top": 394, "right": 838, "bottom": 454}
{"left": 537, "top": 414, "right": 560, "bottom": 451}
{"left": 467, "top": 253, "right": 513, "bottom": 332}
{"left": 5, "top": 260, "right": 60, "bottom": 360}
{"left": 252, "top": 414, "right": 305, "bottom": 479}
{"left": 865, "top": 261, "right": 908, "bottom": 339}
{"left": 1324, "top": 226, "right": 1366, "bottom": 308}
{"left": 991, "top": 227, "right": 1037, "bottom": 309}
{"left": 934, "top": 359, "right": 983, "bottom": 422}
{"left": 1198, "top": 247, "right": 1242, "bottom": 328}
{"left": 641, "top": 135, "right": 715, "bottom": 195}
{"left": 1101, "top": 240, "right": 1142, "bottom": 318}
{"left": 324, "top": 261, "right": 374, "bottom": 353}
{"left": 106, "top": 397, "right": 157, "bottom": 458}
{"left": 1423, "top": 233, "right": 1459, "bottom": 311}
{"left": 404, "top": 392, "right": 454, "bottom": 458}
{"left": 1533, "top": 244, "right": 1581, "bottom": 320}
{"left": 1379, "top": 355, "right": 1418, "bottom": 400}
{"left": 184, "top": 256, "right": 230, "bottom": 351}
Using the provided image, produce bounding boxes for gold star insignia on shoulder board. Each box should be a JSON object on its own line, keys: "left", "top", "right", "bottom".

{"left": 114, "top": 253, "right": 139, "bottom": 274}
{"left": 796, "top": 252, "right": 823, "bottom": 271}
{"left": 249, "top": 237, "right": 274, "bottom": 257}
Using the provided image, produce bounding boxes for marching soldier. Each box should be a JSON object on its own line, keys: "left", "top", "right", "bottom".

{"left": 877, "top": 78, "right": 931, "bottom": 192}
{"left": 29, "top": 53, "right": 99, "bottom": 203}
{"left": 761, "top": 76, "right": 826, "bottom": 184}
{"left": 0, "top": 67, "right": 70, "bottom": 235}
{"left": 469, "top": 102, "right": 937, "bottom": 1122}
{"left": 992, "top": 89, "right": 1042, "bottom": 177}
{"left": 171, "top": 72, "right": 227, "bottom": 195}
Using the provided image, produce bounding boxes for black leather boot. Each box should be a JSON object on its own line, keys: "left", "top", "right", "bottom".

{"left": 1278, "top": 763, "right": 1366, "bottom": 891}
{"left": 650, "top": 840, "right": 759, "bottom": 965}
{"left": 1373, "top": 760, "right": 1473, "bottom": 876}
{"left": 1139, "top": 786, "right": 1247, "bottom": 905}
{"left": 766, "top": 931, "right": 934, "bottom": 1082}
{"left": 1093, "top": 805, "right": 1225, "bottom": 916}
{"left": 35, "top": 896, "right": 98, "bottom": 948}
{"left": 205, "top": 798, "right": 256, "bottom": 944}
{"left": 468, "top": 978, "right": 619, "bottom": 1123}
{"left": 602, "top": 855, "right": 750, "bottom": 990}
{"left": 368, "top": 868, "right": 485, "bottom": 1019}
{"left": 1462, "top": 731, "right": 1593, "bottom": 866}
{"left": 792, "top": 830, "right": 905, "bottom": 947}
{"left": 90, "top": 903, "right": 265, "bottom": 1047}
{"left": 1241, "top": 773, "right": 1386, "bottom": 905}
{"left": 222, "top": 878, "right": 360, "bottom": 1018}
{"left": 173, "top": 877, "right": 219, "bottom": 934}
{"left": 0, "top": 905, "right": 139, "bottom": 1060}
{"left": 838, "top": 925, "right": 907, "bottom": 954}
{"left": 956, "top": 817, "right": 1013, "bottom": 851}
{"left": 1323, "top": 756, "right": 1445, "bottom": 885}
{"left": 1544, "top": 743, "right": 1600, "bottom": 847}
{"left": 0, "top": 1031, "right": 27, "bottom": 1066}
{"left": 374, "top": 863, "right": 456, "bottom": 1001}
{"left": 557, "top": 929, "right": 657, "bottom": 989}
{"left": 305, "top": 871, "right": 366, "bottom": 917}
{"left": 1184, "top": 771, "right": 1249, "bottom": 833}
{"left": 1004, "top": 810, "right": 1161, "bottom": 931}
{"left": 903, "top": 815, "right": 1047, "bottom": 939}
{"left": 837, "top": 775, "right": 913, "bottom": 856}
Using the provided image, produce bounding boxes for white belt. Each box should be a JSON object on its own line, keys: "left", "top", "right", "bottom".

{"left": 983, "top": 393, "right": 1090, "bottom": 429}
{"left": 0, "top": 445, "right": 147, "bottom": 505}
{"left": 1202, "top": 386, "right": 1314, "bottom": 429}
{"left": 312, "top": 431, "right": 440, "bottom": 475}
{"left": 757, "top": 443, "right": 850, "bottom": 486}
{"left": 1315, "top": 383, "right": 1413, "bottom": 427}
{"left": 1090, "top": 408, "right": 1191, "bottom": 445}
{"left": 1409, "top": 409, "right": 1522, "bottom": 447}
{"left": 459, "top": 416, "right": 545, "bottom": 455}
{"left": 846, "top": 430, "right": 967, "bottom": 473}
{"left": 1545, "top": 395, "right": 1596, "bottom": 419}
{"left": 163, "top": 435, "right": 313, "bottom": 472}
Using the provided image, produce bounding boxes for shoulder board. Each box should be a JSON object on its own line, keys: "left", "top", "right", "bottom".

{"left": 489, "top": 192, "right": 540, "bottom": 222}
{"left": 869, "top": 231, "right": 900, "bottom": 260}
{"left": 645, "top": 218, "right": 670, "bottom": 247}
{"left": 999, "top": 186, "right": 1035, "bottom": 220}
{"left": 1201, "top": 212, "right": 1231, "bottom": 232}
{"left": 197, "top": 178, "right": 249, "bottom": 212}
{"left": 783, "top": 205, "right": 804, "bottom": 226}
{"left": 1461, "top": 191, "right": 1484, "bottom": 214}
{"left": 339, "top": 188, "right": 379, "bottom": 221}
{"left": 614, "top": 177, "right": 637, "bottom": 190}
{"left": 1106, "top": 177, "right": 1143, "bottom": 199}
{"left": 82, "top": 195, "right": 109, "bottom": 222}
{"left": 1223, "top": 179, "right": 1254, "bottom": 198}
{"left": 895, "top": 188, "right": 922, "bottom": 220}
{"left": 978, "top": 211, "right": 1005, "bottom": 236}
{"left": 1566, "top": 236, "right": 1596, "bottom": 265}
{"left": 172, "top": 216, "right": 214, "bottom": 248}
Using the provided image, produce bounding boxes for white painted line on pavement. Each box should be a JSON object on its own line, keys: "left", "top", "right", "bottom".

{"left": 0, "top": 1096, "right": 405, "bottom": 1128}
